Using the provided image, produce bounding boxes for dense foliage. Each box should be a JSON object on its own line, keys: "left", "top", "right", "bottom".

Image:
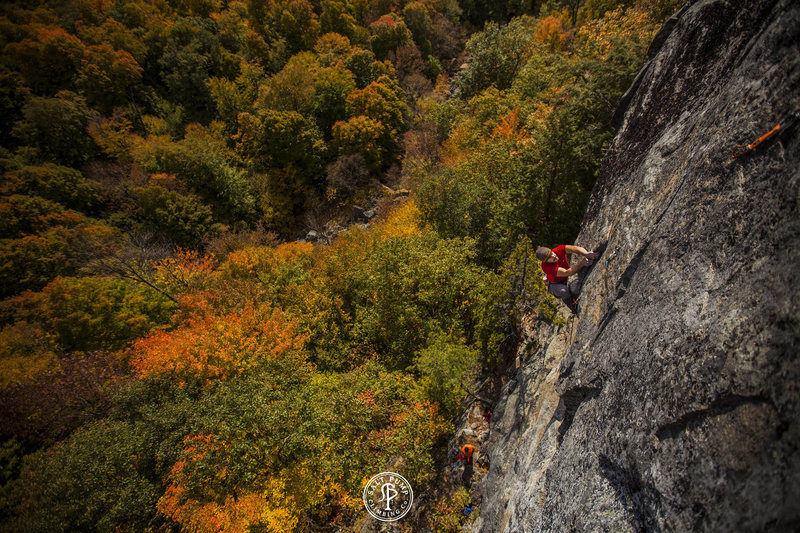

{"left": 414, "top": 7, "right": 662, "bottom": 264}
{"left": 0, "top": 0, "right": 681, "bottom": 529}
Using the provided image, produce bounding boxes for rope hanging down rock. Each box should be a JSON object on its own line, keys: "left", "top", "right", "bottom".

{"left": 730, "top": 110, "right": 799, "bottom": 159}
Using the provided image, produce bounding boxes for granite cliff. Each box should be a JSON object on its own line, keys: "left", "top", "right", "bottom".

{"left": 469, "top": 0, "right": 800, "bottom": 530}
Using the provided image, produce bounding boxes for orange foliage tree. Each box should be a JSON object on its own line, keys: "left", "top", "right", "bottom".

{"left": 219, "top": 241, "right": 313, "bottom": 288}
{"left": 533, "top": 14, "right": 572, "bottom": 51}
{"left": 130, "top": 303, "right": 308, "bottom": 384}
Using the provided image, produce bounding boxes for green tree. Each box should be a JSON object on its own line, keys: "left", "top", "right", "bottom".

{"left": 11, "top": 91, "right": 98, "bottom": 167}
{"left": 403, "top": 2, "right": 434, "bottom": 57}
{"left": 0, "top": 224, "right": 117, "bottom": 297}
{"left": 131, "top": 186, "right": 216, "bottom": 247}
{"left": 209, "top": 60, "right": 264, "bottom": 138}
{"left": 257, "top": 51, "right": 319, "bottom": 115}
{"left": 417, "top": 136, "right": 529, "bottom": 265}
{"left": 275, "top": 0, "right": 320, "bottom": 53}
{"left": 511, "top": 46, "right": 573, "bottom": 100}
{"left": 153, "top": 17, "right": 225, "bottom": 120}
{"left": 313, "top": 66, "right": 357, "bottom": 137}
{"left": 6, "top": 379, "right": 197, "bottom": 532}
{"left": 0, "top": 69, "right": 30, "bottom": 148}
{"left": 339, "top": 230, "right": 486, "bottom": 370}
{"left": 453, "top": 17, "right": 536, "bottom": 98}
{"left": 319, "top": 1, "right": 360, "bottom": 42}
{"left": 236, "top": 108, "right": 327, "bottom": 231}
{"left": 15, "top": 276, "right": 175, "bottom": 352}
{"left": 133, "top": 123, "right": 257, "bottom": 223}
{"left": 345, "top": 47, "right": 379, "bottom": 88}
{"left": 77, "top": 17, "right": 148, "bottom": 63}
{"left": 459, "top": 0, "right": 541, "bottom": 27}
{"left": 420, "top": 7, "right": 656, "bottom": 262}
{"left": 3, "top": 163, "right": 98, "bottom": 212}
{"left": 424, "top": 98, "right": 466, "bottom": 142}
{"left": 414, "top": 332, "right": 479, "bottom": 417}
{"left": 243, "top": 27, "right": 290, "bottom": 74}
{"left": 236, "top": 109, "right": 327, "bottom": 180}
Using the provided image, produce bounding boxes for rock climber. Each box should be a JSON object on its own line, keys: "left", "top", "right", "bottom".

{"left": 458, "top": 444, "right": 476, "bottom": 488}
{"left": 536, "top": 245, "right": 598, "bottom": 314}
{"left": 461, "top": 444, "right": 475, "bottom": 464}
{"left": 453, "top": 444, "right": 476, "bottom": 464}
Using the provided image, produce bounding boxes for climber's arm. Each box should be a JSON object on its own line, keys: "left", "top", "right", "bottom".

{"left": 557, "top": 264, "right": 582, "bottom": 278}
{"left": 564, "top": 245, "right": 598, "bottom": 260}
{"left": 557, "top": 252, "right": 595, "bottom": 278}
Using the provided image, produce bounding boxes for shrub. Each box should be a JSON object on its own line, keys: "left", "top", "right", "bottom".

{"left": 427, "top": 487, "right": 473, "bottom": 532}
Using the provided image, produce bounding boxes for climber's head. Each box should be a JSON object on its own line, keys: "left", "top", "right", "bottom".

{"left": 536, "top": 247, "right": 557, "bottom": 263}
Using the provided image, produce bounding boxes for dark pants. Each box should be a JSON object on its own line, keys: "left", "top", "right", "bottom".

{"left": 548, "top": 279, "right": 581, "bottom": 312}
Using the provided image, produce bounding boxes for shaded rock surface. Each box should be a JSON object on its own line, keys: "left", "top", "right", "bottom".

{"left": 471, "top": 0, "right": 800, "bottom": 530}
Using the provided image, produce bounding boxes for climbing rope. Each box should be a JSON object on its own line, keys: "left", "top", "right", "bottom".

{"left": 731, "top": 111, "right": 799, "bottom": 159}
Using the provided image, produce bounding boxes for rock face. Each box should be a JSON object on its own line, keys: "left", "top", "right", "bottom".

{"left": 471, "top": 0, "right": 800, "bottom": 530}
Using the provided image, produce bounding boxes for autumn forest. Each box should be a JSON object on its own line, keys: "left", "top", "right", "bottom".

{"left": 0, "top": 0, "right": 681, "bottom": 529}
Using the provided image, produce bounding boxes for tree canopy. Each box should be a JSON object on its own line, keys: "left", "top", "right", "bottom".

{"left": 0, "top": 0, "right": 683, "bottom": 529}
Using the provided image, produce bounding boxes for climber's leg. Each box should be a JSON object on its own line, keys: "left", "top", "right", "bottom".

{"left": 568, "top": 279, "right": 582, "bottom": 298}
{"left": 548, "top": 283, "right": 577, "bottom": 313}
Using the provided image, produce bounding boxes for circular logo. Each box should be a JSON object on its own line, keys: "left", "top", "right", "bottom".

{"left": 362, "top": 471, "right": 414, "bottom": 522}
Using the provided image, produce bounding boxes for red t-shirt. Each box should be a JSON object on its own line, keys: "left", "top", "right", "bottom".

{"left": 541, "top": 245, "right": 569, "bottom": 283}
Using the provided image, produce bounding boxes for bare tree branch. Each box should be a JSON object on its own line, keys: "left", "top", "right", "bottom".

{"left": 79, "top": 230, "right": 179, "bottom": 303}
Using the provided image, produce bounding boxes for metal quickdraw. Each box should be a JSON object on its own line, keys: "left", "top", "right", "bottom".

{"left": 731, "top": 110, "right": 799, "bottom": 159}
